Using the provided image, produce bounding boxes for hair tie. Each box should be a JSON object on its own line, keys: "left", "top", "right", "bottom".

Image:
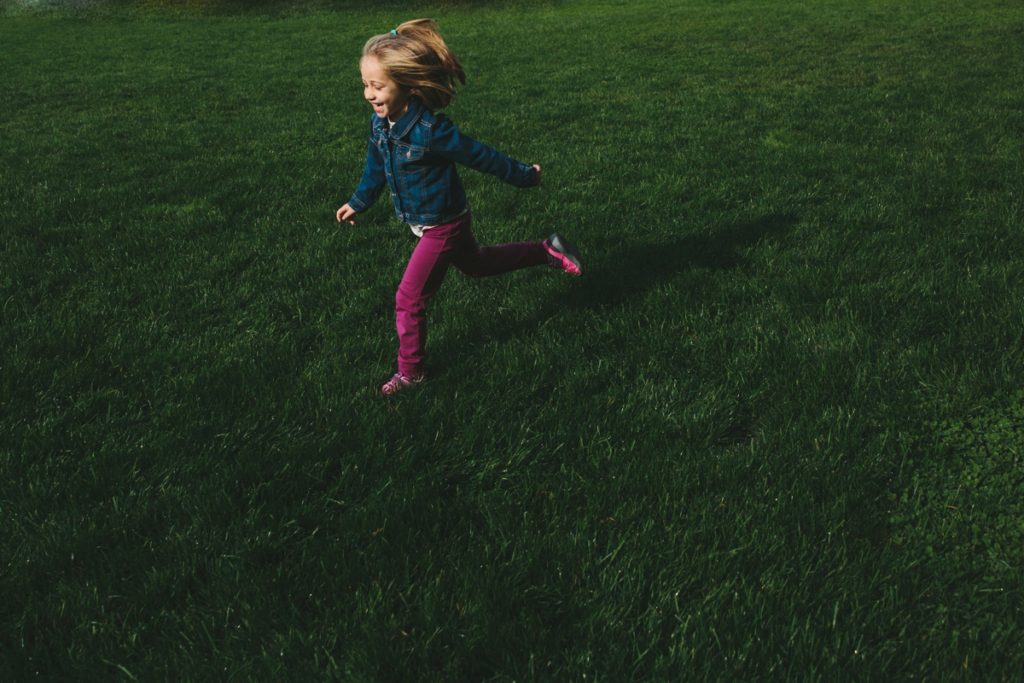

{"left": 389, "top": 28, "right": 398, "bottom": 37}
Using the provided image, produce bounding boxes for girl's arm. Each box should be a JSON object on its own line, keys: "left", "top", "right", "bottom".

{"left": 430, "top": 114, "right": 539, "bottom": 188}
{"left": 345, "top": 125, "right": 387, "bottom": 215}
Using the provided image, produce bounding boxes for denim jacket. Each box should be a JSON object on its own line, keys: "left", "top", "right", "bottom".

{"left": 346, "top": 98, "right": 539, "bottom": 225}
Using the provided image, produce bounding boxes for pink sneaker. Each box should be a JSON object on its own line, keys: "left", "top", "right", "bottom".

{"left": 380, "top": 372, "right": 425, "bottom": 396}
{"left": 543, "top": 233, "right": 582, "bottom": 276}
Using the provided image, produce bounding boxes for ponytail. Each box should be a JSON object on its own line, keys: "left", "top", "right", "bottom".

{"left": 363, "top": 19, "right": 466, "bottom": 111}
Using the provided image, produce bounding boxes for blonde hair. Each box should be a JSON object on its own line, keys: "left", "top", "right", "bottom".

{"left": 362, "top": 19, "right": 466, "bottom": 112}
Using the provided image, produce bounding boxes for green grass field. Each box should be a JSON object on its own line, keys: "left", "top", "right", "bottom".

{"left": 3, "top": 0, "right": 1023, "bottom": 678}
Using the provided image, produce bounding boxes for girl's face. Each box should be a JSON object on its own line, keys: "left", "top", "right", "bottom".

{"left": 360, "top": 55, "right": 410, "bottom": 121}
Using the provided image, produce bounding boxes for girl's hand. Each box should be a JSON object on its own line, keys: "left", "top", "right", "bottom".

{"left": 336, "top": 203, "right": 357, "bottom": 224}
{"left": 532, "top": 164, "right": 542, "bottom": 185}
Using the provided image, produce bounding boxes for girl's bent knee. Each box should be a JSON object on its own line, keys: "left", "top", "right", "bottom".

{"left": 453, "top": 253, "right": 486, "bottom": 278}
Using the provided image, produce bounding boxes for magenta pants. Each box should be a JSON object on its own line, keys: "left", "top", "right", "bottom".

{"left": 395, "top": 212, "right": 548, "bottom": 377}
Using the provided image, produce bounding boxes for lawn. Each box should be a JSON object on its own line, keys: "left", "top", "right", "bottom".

{"left": 2, "top": 0, "right": 1023, "bottom": 679}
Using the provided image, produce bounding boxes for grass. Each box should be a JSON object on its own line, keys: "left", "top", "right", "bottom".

{"left": 2, "top": 0, "right": 1023, "bottom": 678}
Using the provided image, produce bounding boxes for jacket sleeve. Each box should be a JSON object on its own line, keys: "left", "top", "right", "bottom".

{"left": 347, "top": 122, "right": 386, "bottom": 212}
{"left": 429, "top": 114, "right": 539, "bottom": 188}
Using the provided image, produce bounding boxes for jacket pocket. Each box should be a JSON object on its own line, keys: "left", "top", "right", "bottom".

{"left": 395, "top": 142, "right": 426, "bottom": 163}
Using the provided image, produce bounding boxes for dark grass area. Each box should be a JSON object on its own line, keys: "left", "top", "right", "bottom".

{"left": 2, "top": 0, "right": 1024, "bottom": 678}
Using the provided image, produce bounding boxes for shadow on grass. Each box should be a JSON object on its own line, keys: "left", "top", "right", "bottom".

{"left": 555, "top": 212, "right": 797, "bottom": 313}
{"left": 432, "top": 212, "right": 797, "bottom": 374}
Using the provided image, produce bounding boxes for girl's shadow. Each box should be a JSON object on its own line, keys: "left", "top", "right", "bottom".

{"left": 555, "top": 212, "right": 797, "bottom": 313}
{"left": 437, "top": 213, "right": 797, "bottom": 370}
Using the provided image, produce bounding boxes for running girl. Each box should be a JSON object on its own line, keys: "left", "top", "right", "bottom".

{"left": 336, "top": 19, "right": 582, "bottom": 395}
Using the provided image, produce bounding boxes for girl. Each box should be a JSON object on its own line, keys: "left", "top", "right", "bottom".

{"left": 336, "top": 18, "right": 583, "bottom": 396}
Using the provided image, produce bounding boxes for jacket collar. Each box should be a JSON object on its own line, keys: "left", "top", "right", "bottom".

{"left": 373, "top": 97, "right": 425, "bottom": 140}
